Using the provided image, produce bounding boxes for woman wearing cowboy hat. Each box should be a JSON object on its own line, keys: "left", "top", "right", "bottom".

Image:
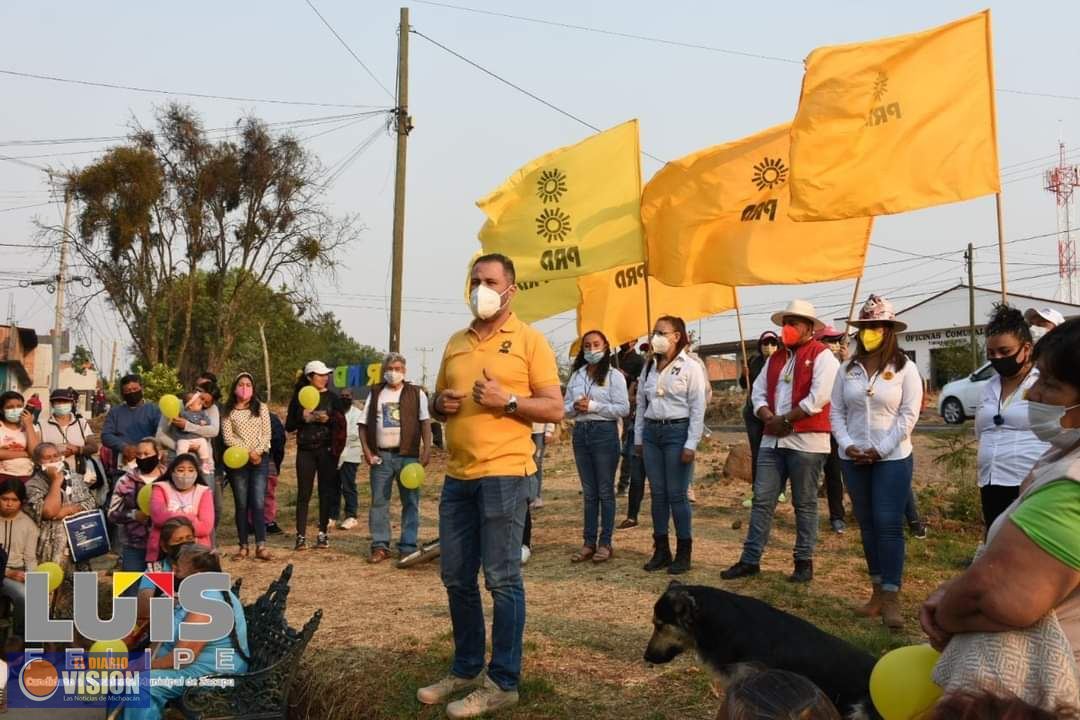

{"left": 830, "top": 295, "right": 923, "bottom": 629}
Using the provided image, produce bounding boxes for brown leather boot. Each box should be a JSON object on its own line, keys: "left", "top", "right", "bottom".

{"left": 880, "top": 590, "right": 903, "bottom": 629}
{"left": 855, "top": 584, "right": 883, "bottom": 618}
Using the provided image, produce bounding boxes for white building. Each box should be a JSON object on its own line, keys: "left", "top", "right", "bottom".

{"left": 837, "top": 284, "right": 1080, "bottom": 388}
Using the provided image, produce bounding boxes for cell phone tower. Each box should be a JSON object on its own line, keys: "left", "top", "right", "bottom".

{"left": 1044, "top": 141, "right": 1080, "bottom": 303}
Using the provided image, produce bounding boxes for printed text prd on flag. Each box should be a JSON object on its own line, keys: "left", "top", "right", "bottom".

{"left": 641, "top": 123, "right": 872, "bottom": 288}
{"left": 476, "top": 120, "right": 644, "bottom": 282}
{"left": 788, "top": 10, "right": 1000, "bottom": 220}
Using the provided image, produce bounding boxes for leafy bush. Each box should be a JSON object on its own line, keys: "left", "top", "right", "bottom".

{"left": 137, "top": 363, "right": 185, "bottom": 402}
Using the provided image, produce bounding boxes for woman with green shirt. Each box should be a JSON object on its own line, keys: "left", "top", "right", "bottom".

{"left": 921, "top": 317, "right": 1080, "bottom": 710}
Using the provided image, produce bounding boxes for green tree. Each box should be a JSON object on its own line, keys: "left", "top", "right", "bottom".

{"left": 70, "top": 345, "right": 94, "bottom": 375}
{"left": 932, "top": 342, "right": 985, "bottom": 388}
{"left": 138, "top": 363, "right": 185, "bottom": 402}
{"left": 57, "top": 104, "right": 360, "bottom": 381}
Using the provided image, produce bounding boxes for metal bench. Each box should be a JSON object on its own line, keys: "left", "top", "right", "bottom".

{"left": 173, "top": 564, "right": 322, "bottom": 720}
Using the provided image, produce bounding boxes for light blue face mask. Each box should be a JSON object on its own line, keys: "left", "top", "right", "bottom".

{"left": 584, "top": 350, "right": 605, "bottom": 365}
{"left": 3, "top": 408, "right": 23, "bottom": 424}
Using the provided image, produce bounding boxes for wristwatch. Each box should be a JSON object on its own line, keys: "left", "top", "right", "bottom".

{"left": 504, "top": 395, "right": 519, "bottom": 415}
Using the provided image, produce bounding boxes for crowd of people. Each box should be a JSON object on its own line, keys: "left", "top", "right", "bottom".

{"left": 0, "top": 250, "right": 1075, "bottom": 719}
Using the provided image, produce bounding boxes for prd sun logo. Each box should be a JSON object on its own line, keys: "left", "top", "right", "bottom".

{"left": 536, "top": 168, "right": 567, "bottom": 204}
{"left": 751, "top": 157, "right": 788, "bottom": 191}
{"left": 872, "top": 71, "right": 888, "bottom": 102}
{"left": 535, "top": 208, "right": 572, "bottom": 242}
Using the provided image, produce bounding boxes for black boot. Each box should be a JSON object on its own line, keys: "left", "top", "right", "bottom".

{"left": 668, "top": 538, "right": 692, "bottom": 575}
{"left": 789, "top": 559, "right": 813, "bottom": 583}
{"left": 720, "top": 561, "right": 760, "bottom": 580}
{"left": 643, "top": 534, "right": 672, "bottom": 571}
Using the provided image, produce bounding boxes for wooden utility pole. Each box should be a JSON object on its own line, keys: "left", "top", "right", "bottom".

{"left": 259, "top": 322, "right": 272, "bottom": 402}
{"left": 965, "top": 243, "right": 978, "bottom": 370}
{"left": 51, "top": 189, "right": 72, "bottom": 391}
{"left": 389, "top": 6, "right": 412, "bottom": 352}
{"left": 109, "top": 340, "right": 118, "bottom": 386}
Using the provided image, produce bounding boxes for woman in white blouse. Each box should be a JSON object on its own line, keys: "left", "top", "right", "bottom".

{"left": 975, "top": 304, "right": 1047, "bottom": 531}
{"left": 831, "top": 295, "right": 923, "bottom": 630}
{"left": 634, "top": 315, "right": 709, "bottom": 575}
{"left": 565, "top": 330, "right": 629, "bottom": 564}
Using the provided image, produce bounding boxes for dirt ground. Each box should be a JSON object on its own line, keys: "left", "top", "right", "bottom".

{"left": 211, "top": 430, "right": 980, "bottom": 720}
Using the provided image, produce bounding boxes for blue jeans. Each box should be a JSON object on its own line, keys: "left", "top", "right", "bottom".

{"left": 643, "top": 420, "right": 693, "bottom": 540}
{"left": 572, "top": 421, "right": 620, "bottom": 547}
{"left": 228, "top": 454, "right": 270, "bottom": 546}
{"left": 334, "top": 461, "right": 360, "bottom": 519}
{"left": 843, "top": 456, "right": 914, "bottom": 591}
{"left": 439, "top": 475, "right": 528, "bottom": 691}
{"left": 369, "top": 451, "right": 420, "bottom": 554}
{"left": 531, "top": 432, "right": 546, "bottom": 498}
{"left": 741, "top": 445, "right": 827, "bottom": 564}
{"left": 2, "top": 577, "right": 26, "bottom": 633}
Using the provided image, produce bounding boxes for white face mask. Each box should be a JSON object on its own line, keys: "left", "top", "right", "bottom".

{"left": 1027, "top": 400, "right": 1080, "bottom": 446}
{"left": 469, "top": 285, "right": 510, "bottom": 320}
{"left": 173, "top": 472, "right": 198, "bottom": 490}
{"left": 44, "top": 460, "right": 65, "bottom": 474}
{"left": 650, "top": 333, "right": 671, "bottom": 355}
{"left": 1030, "top": 325, "right": 1048, "bottom": 343}
{"left": 384, "top": 370, "right": 404, "bottom": 386}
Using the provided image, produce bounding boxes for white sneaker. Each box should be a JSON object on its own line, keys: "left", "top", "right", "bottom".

{"left": 416, "top": 673, "right": 483, "bottom": 705}
{"left": 340, "top": 517, "right": 358, "bottom": 530}
{"left": 446, "top": 675, "right": 519, "bottom": 719}
{"left": 521, "top": 545, "right": 531, "bottom": 565}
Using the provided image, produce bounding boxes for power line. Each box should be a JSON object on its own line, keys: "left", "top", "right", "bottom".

{"left": 0, "top": 68, "right": 385, "bottom": 109}
{"left": 303, "top": 0, "right": 396, "bottom": 101}
{"left": 409, "top": 0, "right": 802, "bottom": 65}
{"left": 410, "top": 29, "right": 666, "bottom": 164}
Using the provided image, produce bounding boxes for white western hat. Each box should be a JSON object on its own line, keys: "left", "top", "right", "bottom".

{"left": 770, "top": 299, "right": 825, "bottom": 331}
{"left": 304, "top": 360, "right": 332, "bottom": 376}
{"left": 1024, "top": 307, "right": 1065, "bottom": 328}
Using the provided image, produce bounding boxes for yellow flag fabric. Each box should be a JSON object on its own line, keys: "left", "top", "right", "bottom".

{"left": 576, "top": 264, "right": 735, "bottom": 348}
{"left": 641, "top": 123, "right": 873, "bottom": 287}
{"left": 788, "top": 11, "right": 999, "bottom": 220}
{"left": 462, "top": 251, "right": 578, "bottom": 323}
{"left": 477, "top": 120, "right": 645, "bottom": 282}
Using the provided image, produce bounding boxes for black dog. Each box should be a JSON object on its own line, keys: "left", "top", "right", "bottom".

{"left": 645, "top": 581, "right": 879, "bottom": 719}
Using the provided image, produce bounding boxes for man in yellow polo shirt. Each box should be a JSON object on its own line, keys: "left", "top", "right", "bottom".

{"left": 417, "top": 253, "right": 563, "bottom": 719}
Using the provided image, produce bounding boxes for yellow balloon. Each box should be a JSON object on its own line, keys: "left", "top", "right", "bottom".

{"left": 298, "top": 386, "right": 320, "bottom": 410}
{"left": 400, "top": 463, "right": 425, "bottom": 490}
{"left": 36, "top": 561, "right": 64, "bottom": 592}
{"left": 158, "top": 394, "right": 182, "bottom": 420}
{"left": 224, "top": 446, "right": 249, "bottom": 470}
{"left": 90, "top": 639, "right": 128, "bottom": 655}
{"left": 137, "top": 483, "right": 153, "bottom": 515}
{"left": 870, "top": 644, "right": 943, "bottom": 720}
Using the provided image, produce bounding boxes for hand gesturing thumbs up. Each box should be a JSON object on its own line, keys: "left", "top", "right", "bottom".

{"left": 473, "top": 368, "right": 509, "bottom": 410}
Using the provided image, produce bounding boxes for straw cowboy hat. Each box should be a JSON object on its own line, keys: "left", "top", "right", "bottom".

{"left": 771, "top": 299, "right": 825, "bottom": 332}
{"left": 848, "top": 294, "right": 908, "bottom": 332}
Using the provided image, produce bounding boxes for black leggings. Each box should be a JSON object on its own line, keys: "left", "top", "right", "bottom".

{"left": 295, "top": 447, "right": 339, "bottom": 537}
{"left": 981, "top": 484, "right": 1020, "bottom": 532}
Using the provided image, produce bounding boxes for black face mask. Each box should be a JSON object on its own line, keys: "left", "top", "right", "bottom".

{"left": 990, "top": 350, "right": 1026, "bottom": 378}
{"left": 122, "top": 390, "right": 143, "bottom": 407}
{"left": 135, "top": 456, "right": 159, "bottom": 474}
{"left": 165, "top": 539, "right": 193, "bottom": 561}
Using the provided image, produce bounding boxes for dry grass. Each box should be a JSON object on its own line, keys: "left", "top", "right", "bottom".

{"left": 209, "top": 432, "right": 980, "bottom": 720}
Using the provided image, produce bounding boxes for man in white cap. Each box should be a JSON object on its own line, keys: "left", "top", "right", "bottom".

{"left": 1024, "top": 307, "right": 1066, "bottom": 343}
{"left": 722, "top": 299, "right": 839, "bottom": 583}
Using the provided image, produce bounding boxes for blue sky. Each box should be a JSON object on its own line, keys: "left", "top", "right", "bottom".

{"left": 1, "top": 1, "right": 1078, "bottom": 375}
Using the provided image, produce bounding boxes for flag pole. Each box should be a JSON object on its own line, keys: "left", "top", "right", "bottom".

{"left": 995, "top": 193, "right": 1008, "bottom": 303}
{"left": 734, "top": 289, "right": 751, "bottom": 399}
{"left": 847, "top": 275, "right": 863, "bottom": 326}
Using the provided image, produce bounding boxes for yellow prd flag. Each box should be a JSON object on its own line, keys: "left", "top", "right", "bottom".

{"left": 462, "top": 251, "right": 578, "bottom": 323}
{"left": 641, "top": 123, "right": 873, "bottom": 287}
{"left": 788, "top": 10, "right": 999, "bottom": 220}
{"left": 477, "top": 120, "right": 644, "bottom": 282}
{"left": 576, "top": 264, "right": 735, "bottom": 349}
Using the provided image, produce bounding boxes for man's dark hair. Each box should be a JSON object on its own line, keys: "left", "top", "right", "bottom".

{"left": 986, "top": 303, "right": 1032, "bottom": 344}
{"left": 1032, "top": 316, "right": 1080, "bottom": 392}
{"left": 472, "top": 253, "right": 516, "bottom": 284}
{"left": 120, "top": 374, "right": 142, "bottom": 388}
